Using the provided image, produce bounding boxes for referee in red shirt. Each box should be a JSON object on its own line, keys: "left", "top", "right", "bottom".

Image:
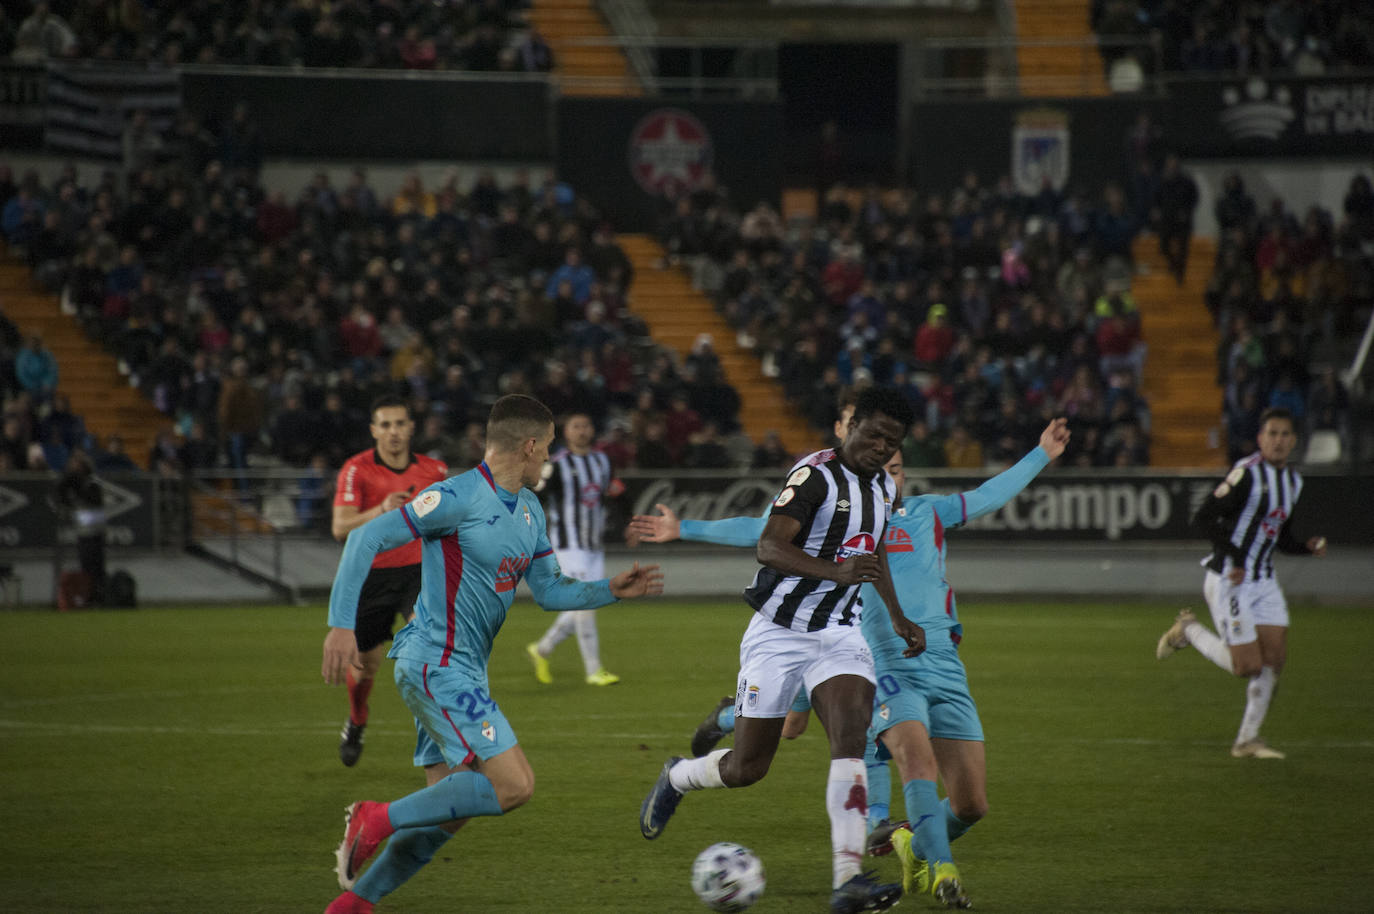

{"left": 329, "top": 394, "right": 448, "bottom": 766}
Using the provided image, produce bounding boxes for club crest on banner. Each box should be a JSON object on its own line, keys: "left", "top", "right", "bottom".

{"left": 628, "top": 108, "right": 714, "bottom": 197}
{"left": 1011, "top": 108, "right": 1070, "bottom": 196}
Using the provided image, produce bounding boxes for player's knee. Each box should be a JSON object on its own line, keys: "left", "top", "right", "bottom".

{"left": 495, "top": 769, "right": 535, "bottom": 811}
{"left": 1232, "top": 659, "right": 1261, "bottom": 678}
{"left": 954, "top": 797, "right": 988, "bottom": 824}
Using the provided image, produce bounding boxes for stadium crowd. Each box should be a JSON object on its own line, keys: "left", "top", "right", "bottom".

{"left": 1094, "top": 0, "right": 1374, "bottom": 76}
{"left": 0, "top": 103, "right": 772, "bottom": 484}
{"left": 658, "top": 172, "right": 1157, "bottom": 469}
{"left": 1, "top": 0, "right": 552, "bottom": 73}
{"left": 1208, "top": 172, "right": 1364, "bottom": 462}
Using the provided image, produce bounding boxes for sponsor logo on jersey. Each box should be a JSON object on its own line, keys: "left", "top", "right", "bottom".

{"left": 579, "top": 482, "right": 603, "bottom": 508}
{"left": 495, "top": 553, "right": 532, "bottom": 592}
{"left": 1260, "top": 507, "right": 1288, "bottom": 539}
{"left": 836, "top": 499, "right": 850, "bottom": 511}
{"left": 837, "top": 533, "right": 876, "bottom": 560}
{"left": 885, "top": 527, "right": 914, "bottom": 553}
{"left": 413, "top": 490, "right": 442, "bottom": 517}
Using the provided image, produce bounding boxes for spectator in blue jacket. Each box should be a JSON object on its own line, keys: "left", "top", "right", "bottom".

{"left": 544, "top": 247, "right": 595, "bottom": 304}
{"left": 16, "top": 335, "right": 58, "bottom": 401}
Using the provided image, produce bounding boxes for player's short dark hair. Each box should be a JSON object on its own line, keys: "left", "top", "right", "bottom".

{"left": 837, "top": 386, "right": 861, "bottom": 413}
{"left": 853, "top": 387, "right": 915, "bottom": 431}
{"left": 369, "top": 393, "right": 410, "bottom": 421}
{"left": 1259, "top": 407, "right": 1296, "bottom": 431}
{"left": 487, "top": 395, "right": 555, "bottom": 451}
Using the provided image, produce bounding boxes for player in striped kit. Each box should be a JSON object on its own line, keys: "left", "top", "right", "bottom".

{"left": 632, "top": 418, "right": 1072, "bottom": 908}
{"left": 640, "top": 387, "right": 921, "bottom": 914}
{"left": 320, "top": 395, "right": 662, "bottom": 914}
{"left": 526, "top": 413, "right": 624, "bottom": 686}
{"left": 328, "top": 395, "right": 449, "bottom": 767}
{"left": 1156, "top": 407, "right": 1327, "bottom": 759}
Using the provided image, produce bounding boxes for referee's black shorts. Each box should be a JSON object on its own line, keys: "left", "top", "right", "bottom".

{"left": 355, "top": 564, "right": 422, "bottom": 653}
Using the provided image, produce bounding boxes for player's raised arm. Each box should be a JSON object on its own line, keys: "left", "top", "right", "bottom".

{"left": 924, "top": 417, "right": 1070, "bottom": 529}
{"left": 627, "top": 503, "right": 768, "bottom": 548}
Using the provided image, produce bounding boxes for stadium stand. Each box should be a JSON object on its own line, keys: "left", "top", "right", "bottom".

{"left": 1207, "top": 172, "right": 1364, "bottom": 464}
{"left": 6, "top": 0, "right": 549, "bottom": 73}
{"left": 0, "top": 124, "right": 768, "bottom": 478}
{"left": 656, "top": 174, "right": 1156, "bottom": 468}
{"left": 1094, "top": 0, "right": 1374, "bottom": 76}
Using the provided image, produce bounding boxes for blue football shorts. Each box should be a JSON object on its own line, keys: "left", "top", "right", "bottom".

{"left": 870, "top": 642, "right": 984, "bottom": 743}
{"left": 394, "top": 658, "right": 518, "bottom": 768}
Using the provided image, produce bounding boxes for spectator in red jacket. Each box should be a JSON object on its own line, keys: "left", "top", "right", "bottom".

{"left": 913, "top": 303, "right": 955, "bottom": 368}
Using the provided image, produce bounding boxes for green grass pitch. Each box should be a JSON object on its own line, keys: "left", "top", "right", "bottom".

{"left": 1, "top": 599, "right": 1371, "bottom": 913}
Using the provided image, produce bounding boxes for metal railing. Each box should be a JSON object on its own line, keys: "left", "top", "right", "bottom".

{"left": 553, "top": 36, "right": 779, "bottom": 99}
{"left": 187, "top": 470, "right": 335, "bottom": 598}
{"left": 914, "top": 34, "right": 1163, "bottom": 98}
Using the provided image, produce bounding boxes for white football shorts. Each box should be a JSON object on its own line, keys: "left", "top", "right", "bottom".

{"left": 553, "top": 547, "right": 604, "bottom": 583}
{"left": 735, "top": 611, "right": 875, "bottom": 719}
{"left": 1203, "top": 570, "right": 1290, "bottom": 646}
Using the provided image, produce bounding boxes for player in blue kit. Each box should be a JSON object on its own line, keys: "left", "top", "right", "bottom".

{"left": 631, "top": 416, "right": 1069, "bottom": 908}
{"left": 319, "top": 395, "right": 663, "bottom": 914}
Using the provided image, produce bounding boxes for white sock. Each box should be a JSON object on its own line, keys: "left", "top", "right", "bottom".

{"left": 537, "top": 611, "right": 576, "bottom": 655}
{"left": 1236, "top": 666, "right": 1278, "bottom": 745}
{"left": 669, "top": 749, "right": 728, "bottom": 792}
{"left": 573, "top": 610, "right": 602, "bottom": 675}
{"left": 1184, "top": 621, "right": 1233, "bottom": 673}
{"left": 826, "top": 758, "right": 867, "bottom": 889}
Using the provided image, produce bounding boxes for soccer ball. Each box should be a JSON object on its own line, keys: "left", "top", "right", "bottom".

{"left": 690, "top": 842, "right": 766, "bottom": 912}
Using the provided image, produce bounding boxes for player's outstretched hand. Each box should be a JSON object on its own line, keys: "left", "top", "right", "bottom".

{"left": 1039, "top": 417, "right": 1071, "bottom": 460}
{"left": 893, "top": 617, "right": 927, "bottom": 658}
{"left": 627, "top": 504, "right": 682, "bottom": 544}
{"left": 1307, "top": 536, "right": 1328, "bottom": 557}
{"left": 321, "top": 626, "right": 358, "bottom": 686}
{"left": 381, "top": 491, "right": 410, "bottom": 512}
{"left": 610, "top": 562, "right": 665, "bottom": 599}
{"left": 833, "top": 554, "right": 880, "bottom": 586}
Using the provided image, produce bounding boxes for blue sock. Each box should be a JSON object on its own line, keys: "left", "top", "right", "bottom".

{"left": 386, "top": 771, "right": 502, "bottom": 829}
{"left": 942, "top": 797, "right": 974, "bottom": 843}
{"left": 903, "top": 779, "right": 952, "bottom": 864}
{"left": 353, "top": 825, "right": 451, "bottom": 903}
{"left": 865, "top": 753, "right": 891, "bottom": 832}
{"left": 717, "top": 705, "right": 735, "bottom": 733}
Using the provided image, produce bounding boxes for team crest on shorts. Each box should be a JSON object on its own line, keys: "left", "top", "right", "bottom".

{"left": 746, "top": 685, "right": 759, "bottom": 710}
{"left": 1231, "top": 621, "right": 1242, "bottom": 636}
{"left": 481, "top": 720, "right": 496, "bottom": 742}
{"left": 878, "top": 704, "right": 890, "bottom": 721}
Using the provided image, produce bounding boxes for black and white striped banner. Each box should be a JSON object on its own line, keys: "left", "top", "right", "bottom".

{"left": 43, "top": 62, "right": 180, "bottom": 160}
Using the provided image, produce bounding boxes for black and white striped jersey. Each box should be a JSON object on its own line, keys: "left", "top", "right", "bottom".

{"left": 744, "top": 448, "right": 895, "bottom": 632}
{"left": 1193, "top": 453, "right": 1309, "bottom": 581}
{"left": 542, "top": 449, "right": 613, "bottom": 552}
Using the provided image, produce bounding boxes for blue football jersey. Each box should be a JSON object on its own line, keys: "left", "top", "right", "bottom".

{"left": 328, "top": 462, "right": 616, "bottom": 676}
{"left": 861, "top": 447, "right": 1050, "bottom": 662}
